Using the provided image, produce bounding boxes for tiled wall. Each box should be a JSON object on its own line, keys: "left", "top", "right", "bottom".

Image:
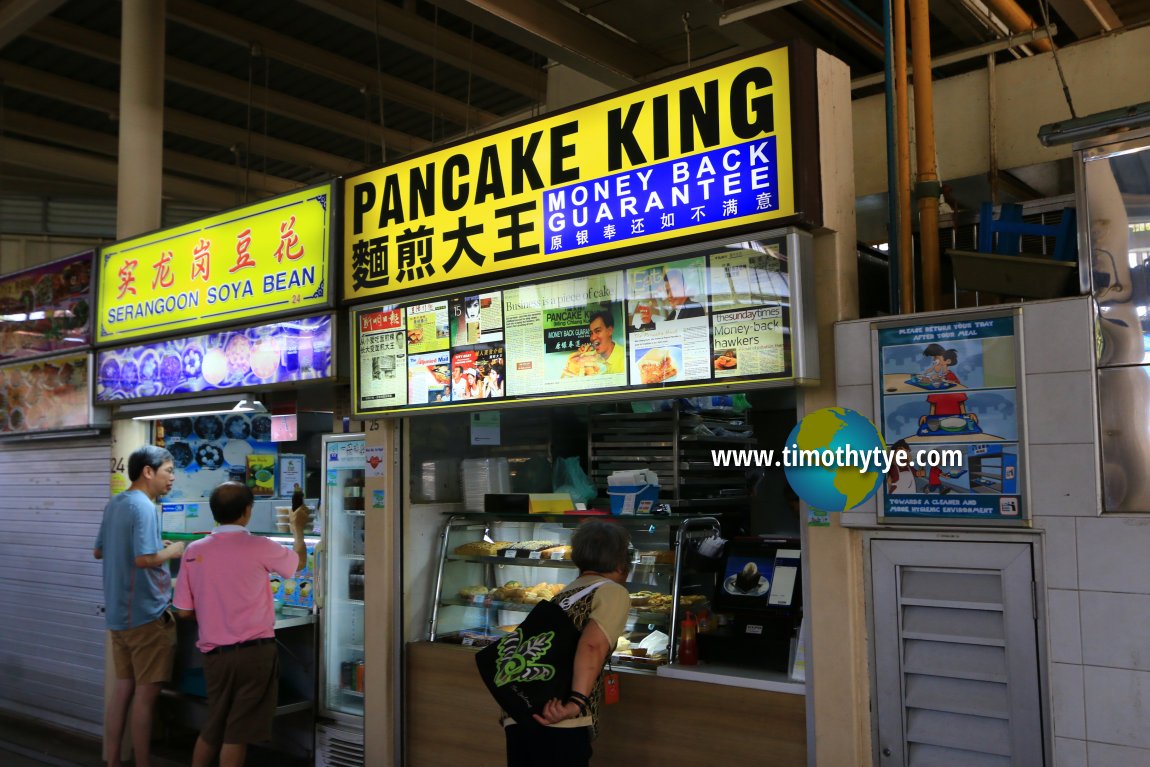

{"left": 836, "top": 296, "right": 1150, "bottom": 766}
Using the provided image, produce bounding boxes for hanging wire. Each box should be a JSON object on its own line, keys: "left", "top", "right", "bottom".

{"left": 262, "top": 53, "right": 269, "bottom": 187}
{"left": 431, "top": 4, "right": 440, "bottom": 144}
{"left": 232, "top": 143, "right": 245, "bottom": 208}
{"left": 0, "top": 80, "right": 5, "bottom": 257}
{"left": 373, "top": 1, "right": 388, "bottom": 163}
{"left": 1037, "top": 0, "right": 1078, "bottom": 118}
{"left": 682, "top": 12, "right": 692, "bottom": 69}
{"left": 363, "top": 87, "right": 372, "bottom": 165}
{"left": 465, "top": 23, "right": 476, "bottom": 136}
{"left": 243, "top": 42, "right": 257, "bottom": 203}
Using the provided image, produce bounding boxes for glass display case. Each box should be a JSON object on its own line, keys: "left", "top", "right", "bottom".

{"left": 317, "top": 434, "right": 367, "bottom": 725}
{"left": 428, "top": 513, "right": 720, "bottom": 670}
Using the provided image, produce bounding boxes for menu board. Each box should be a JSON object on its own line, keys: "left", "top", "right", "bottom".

{"left": 0, "top": 351, "right": 94, "bottom": 435}
{"left": 0, "top": 251, "right": 93, "bottom": 362}
{"left": 95, "top": 314, "right": 334, "bottom": 403}
{"left": 160, "top": 411, "right": 276, "bottom": 501}
{"left": 354, "top": 230, "right": 808, "bottom": 416}
{"left": 876, "top": 311, "right": 1025, "bottom": 524}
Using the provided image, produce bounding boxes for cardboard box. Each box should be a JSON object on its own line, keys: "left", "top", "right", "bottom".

{"left": 528, "top": 493, "right": 574, "bottom": 514}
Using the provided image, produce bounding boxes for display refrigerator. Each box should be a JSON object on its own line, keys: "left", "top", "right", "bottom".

{"left": 315, "top": 433, "right": 367, "bottom": 765}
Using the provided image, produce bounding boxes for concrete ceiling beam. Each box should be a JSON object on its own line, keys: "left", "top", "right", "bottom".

{"left": 429, "top": 0, "right": 670, "bottom": 88}
{"left": 1, "top": 110, "right": 300, "bottom": 196}
{"left": 300, "top": 0, "right": 546, "bottom": 99}
{"left": 166, "top": 0, "right": 500, "bottom": 130}
{"left": 0, "top": 136, "right": 239, "bottom": 208}
{"left": 0, "top": 0, "right": 62, "bottom": 48}
{"left": 0, "top": 61, "right": 364, "bottom": 176}
{"left": 29, "top": 17, "right": 431, "bottom": 156}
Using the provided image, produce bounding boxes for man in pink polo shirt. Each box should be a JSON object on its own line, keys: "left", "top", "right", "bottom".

{"left": 173, "top": 481, "right": 308, "bottom": 767}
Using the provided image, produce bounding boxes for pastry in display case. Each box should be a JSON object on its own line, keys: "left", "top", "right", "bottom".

{"left": 428, "top": 513, "right": 720, "bottom": 670}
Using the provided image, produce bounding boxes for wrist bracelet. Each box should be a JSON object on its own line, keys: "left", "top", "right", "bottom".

{"left": 568, "top": 690, "right": 590, "bottom": 715}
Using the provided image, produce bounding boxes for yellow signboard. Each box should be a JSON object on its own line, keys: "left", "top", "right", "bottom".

{"left": 344, "top": 47, "right": 803, "bottom": 301}
{"left": 97, "top": 184, "right": 332, "bottom": 343}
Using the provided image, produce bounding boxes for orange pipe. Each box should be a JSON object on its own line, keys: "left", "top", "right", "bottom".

{"left": 984, "top": 0, "right": 1054, "bottom": 52}
{"left": 895, "top": 0, "right": 914, "bottom": 313}
{"left": 910, "top": 0, "right": 941, "bottom": 311}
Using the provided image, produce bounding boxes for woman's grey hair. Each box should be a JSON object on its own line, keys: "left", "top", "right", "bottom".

{"left": 571, "top": 520, "right": 632, "bottom": 574}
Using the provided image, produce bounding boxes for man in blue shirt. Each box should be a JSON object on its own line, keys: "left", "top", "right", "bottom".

{"left": 94, "top": 445, "right": 184, "bottom": 767}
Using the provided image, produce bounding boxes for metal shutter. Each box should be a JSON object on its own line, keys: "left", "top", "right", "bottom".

{"left": 871, "top": 539, "right": 1045, "bottom": 766}
{"left": 0, "top": 437, "right": 111, "bottom": 735}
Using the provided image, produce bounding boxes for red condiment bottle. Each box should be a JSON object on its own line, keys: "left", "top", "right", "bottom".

{"left": 678, "top": 610, "right": 698, "bottom": 665}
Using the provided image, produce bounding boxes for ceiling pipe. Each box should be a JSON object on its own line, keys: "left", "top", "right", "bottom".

{"left": 882, "top": 0, "right": 902, "bottom": 313}
{"left": 981, "top": 0, "right": 1055, "bottom": 52}
{"left": 910, "top": 0, "right": 942, "bottom": 311}
{"left": 806, "top": 0, "right": 886, "bottom": 59}
{"left": 895, "top": 0, "right": 914, "bottom": 313}
{"left": 851, "top": 25, "right": 1057, "bottom": 90}
{"left": 718, "top": 0, "right": 804, "bottom": 24}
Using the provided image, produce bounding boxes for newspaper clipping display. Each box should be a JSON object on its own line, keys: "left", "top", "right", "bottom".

{"left": 353, "top": 235, "right": 798, "bottom": 414}
{"left": 357, "top": 307, "right": 408, "bottom": 407}
{"left": 449, "top": 291, "right": 505, "bottom": 401}
{"left": 625, "top": 255, "right": 710, "bottom": 386}
{"left": 505, "top": 272, "right": 626, "bottom": 396}
{"left": 708, "top": 245, "right": 788, "bottom": 378}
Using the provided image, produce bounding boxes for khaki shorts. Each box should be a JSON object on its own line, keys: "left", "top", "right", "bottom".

{"left": 201, "top": 642, "right": 279, "bottom": 746}
{"left": 110, "top": 611, "right": 177, "bottom": 684}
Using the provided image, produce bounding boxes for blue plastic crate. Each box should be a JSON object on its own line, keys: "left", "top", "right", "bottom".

{"left": 607, "top": 484, "right": 659, "bottom": 515}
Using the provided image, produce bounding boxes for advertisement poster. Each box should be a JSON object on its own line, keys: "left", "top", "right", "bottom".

{"left": 505, "top": 272, "right": 626, "bottom": 396}
{"left": 0, "top": 251, "right": 93, "bottom": 362}
{"left": 97, "top": 184, "right": 332, "bottom": 344}
{"left": 876, "top": 313, "right": 1024, "bottom": 523}
{"left": 247, "top": 453, "right": 277, "bottom": 496}
{"left": 95, "top": 314, "right": 333, "bottom": 402}
{"left": 0, "top": 351, "right": 91, "bottom": 435}
{"left": 470, "top": 411, "right": 501, "bottom": 445}
{"left": 279, "top": 454, "right": 305, "bottom": 494}
{"left": 625, "top": 256, "right": 710, "bottom": 385}
{"left": 364, "top": 447, "right": 387, "bottom": 478}
{"left": 270, "top": 543, "right": 316, "bottom": 609}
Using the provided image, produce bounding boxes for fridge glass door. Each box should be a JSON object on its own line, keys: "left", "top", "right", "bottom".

{"left": 319, "top": 435, "right": 367, "bottom": 720}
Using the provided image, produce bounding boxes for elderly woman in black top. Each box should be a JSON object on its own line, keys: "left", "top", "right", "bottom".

{"left": 504, "top": 520, "right": 632, "bottom": 767}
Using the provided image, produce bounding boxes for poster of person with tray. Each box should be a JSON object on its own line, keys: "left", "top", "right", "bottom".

{"left": 875, "top": 312, "right": 1025, "bottom": 523}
